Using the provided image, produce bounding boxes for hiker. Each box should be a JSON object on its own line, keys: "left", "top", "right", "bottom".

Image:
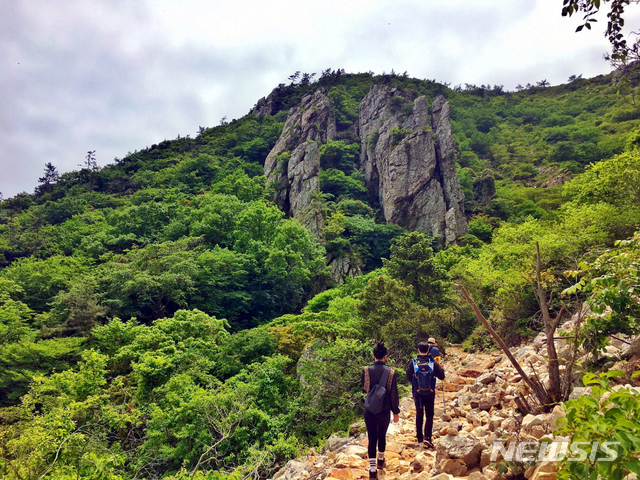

{"left": 362, "top": 341, "right": 400, "bottom": 479}
{"left": 406, "top": 340, "right": 445, "bottom": 449}
{"left": 427, "top": 337, "right": 442, "bottom": 362}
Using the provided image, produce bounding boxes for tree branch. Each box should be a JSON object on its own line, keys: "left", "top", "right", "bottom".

{"left": 536, "top": 242, "right": 562, "bottom": 403}
{"left": 1, "top": 456, "right": 25, "bottom": 480}
{"left": 456, "top": 284, "right": 548, "bottom": 405}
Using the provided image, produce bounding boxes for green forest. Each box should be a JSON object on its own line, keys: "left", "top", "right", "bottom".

{"left": 1, "top": 66, "right": 640, "bottom": 479}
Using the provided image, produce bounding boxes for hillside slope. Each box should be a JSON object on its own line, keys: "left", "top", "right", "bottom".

{"left": 1, "top": 68, "right": 640, "bottom": 479}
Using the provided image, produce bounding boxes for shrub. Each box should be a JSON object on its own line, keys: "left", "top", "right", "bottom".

{"left": 555, "top": 371, "right": 640, "bottom": 480}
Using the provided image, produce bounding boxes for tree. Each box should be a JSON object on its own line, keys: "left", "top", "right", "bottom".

{"left": 97, "top": 239, "right": 201, "bottom": 321}
{"left": 35, "top": 162, "right": 60, "bottom": 195}
{"left": 79, "top": 150, "right": 100, "bottom": 190}
{"left": 563, "top": 149, "right": 640, "bottom": 207}
{"left": 564, "top": 231, "right": 640, "bottom": 354}
{"left": 81, "top": 150, "right": 99, "bottom": 171}
{"left": 383, "top": 232, "right": 450, "bottom": 309}
{"left": 0, "top": 349, "right": 139, "bottom": 479}
{"left": 562, "top": 0, "right": 640, "bottom": 62}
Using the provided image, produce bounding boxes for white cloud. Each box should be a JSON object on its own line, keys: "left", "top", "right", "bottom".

{"left": 1, "top": 0, "right": 636, "bottom": 198}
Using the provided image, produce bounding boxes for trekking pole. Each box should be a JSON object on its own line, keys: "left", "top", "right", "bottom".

{"left": 441, "top": 359, "right": 446, "bottom": 415}
{"left": 442, "top": 379, "right": 446, "bottom": 415}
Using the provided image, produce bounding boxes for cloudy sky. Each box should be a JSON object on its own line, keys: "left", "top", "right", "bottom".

{"left": 2, "top": 0, "right": 638, "bottom": 198}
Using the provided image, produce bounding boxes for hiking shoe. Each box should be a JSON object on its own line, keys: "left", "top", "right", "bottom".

{"left": 377, "top": 458, "right": 385, "bottom": 469}
{"left": 423, "top": 439, "right": 434, "bottom": 449}
{"left": 369, "top": 469, "right": 378, "bottom": 479}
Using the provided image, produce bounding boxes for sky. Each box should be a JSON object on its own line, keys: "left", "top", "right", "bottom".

{"left": 2, "top": 0, "right": 638, "bottom": 199}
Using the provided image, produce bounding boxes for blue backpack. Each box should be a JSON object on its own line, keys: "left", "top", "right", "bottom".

{"left": 413, "top": 355, "right": 435, "bottom": 396}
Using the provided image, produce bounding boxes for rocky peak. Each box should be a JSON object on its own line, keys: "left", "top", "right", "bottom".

{"left": 263, "top": 82, "right": 468, "bottom": 258}
{"left": 263, "top": 88, "right": 336, "bottom": 229}
{"left": 358, "top": 85, "right": 467, "bottom": 244}
{"left": 431, "top": 95, "right": 468, "bottom": 244}
{"left": 251, "top": 92, "right": 277, "bottom": 118}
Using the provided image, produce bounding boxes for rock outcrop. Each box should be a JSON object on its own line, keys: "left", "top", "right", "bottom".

{"left": 358, "top": 85, "right": 467, "bottom": 244}
{"left": 263, "top": 88, "right": 336, "bottom": 232}
{"left": 251, "top": 87, "right": 281, "bottom": 118}
{"left": 263, "top": 84, "right": 468, "bottom": 254}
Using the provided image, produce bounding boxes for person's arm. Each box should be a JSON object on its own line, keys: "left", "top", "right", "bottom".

{"left": 361, "top": 367, "right": 366, "bottom": 392}
{"left": 434, "top": 360, "right": 445, "bottom": 380}
{"left": 405, "top": 358, "right": 414, "bottom": 383}
{"left": 390, "top": 370, "right": 400, "bottom": 419}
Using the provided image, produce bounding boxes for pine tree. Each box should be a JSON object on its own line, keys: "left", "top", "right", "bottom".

{"left": 35, "top": 162, "right": 59, "bottom": 195}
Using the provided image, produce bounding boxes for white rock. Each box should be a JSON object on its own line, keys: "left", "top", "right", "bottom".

{"left": 522, "top": 414, "right": 545, "bottom": 431}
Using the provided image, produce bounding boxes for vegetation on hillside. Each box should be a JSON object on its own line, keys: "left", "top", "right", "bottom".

{"left": 1, "top": 67, "right": 640, "bottom": 478}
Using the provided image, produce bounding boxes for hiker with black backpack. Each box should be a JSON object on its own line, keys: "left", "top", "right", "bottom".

{"left": 361, "top": 341, "right": 400, "bottom": 479}
{"left": 406, "top": 340, "right": 445, "bottom": 449}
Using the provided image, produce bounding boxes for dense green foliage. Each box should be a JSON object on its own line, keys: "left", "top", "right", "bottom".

{"left": 556, "top": 370, "right": 640, "bottom": 480}
{"left": 2, "top": 68, "right": 640, "bottom": 478}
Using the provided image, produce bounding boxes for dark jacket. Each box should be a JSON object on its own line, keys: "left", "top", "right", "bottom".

{"left": 361, "top": 361, "right": 400, "bottom": 415}
{"left": 406, "top": 354, "right": 445, "bottom": 398}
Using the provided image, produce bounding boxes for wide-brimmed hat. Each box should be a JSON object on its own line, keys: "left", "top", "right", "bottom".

{"left": 427, "top": 337, "right": 436, "bottom": 344}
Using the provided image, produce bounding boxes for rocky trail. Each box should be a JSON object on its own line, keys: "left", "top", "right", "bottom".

{"left": 273, "top": 316, "right": 640, "bottom": 480}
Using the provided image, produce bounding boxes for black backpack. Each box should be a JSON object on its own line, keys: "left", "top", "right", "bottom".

{"left": 412, "top": 356, "right": 434, "bottom": 396}
{"left": 364, "top": 366, "right": 391, "bottom": 414}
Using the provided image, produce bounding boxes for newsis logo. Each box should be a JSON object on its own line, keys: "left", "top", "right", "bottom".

{"left": 490, "top": 440, "right": 620, "bottom": 463}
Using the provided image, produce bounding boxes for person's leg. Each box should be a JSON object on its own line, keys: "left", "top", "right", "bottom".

{"left": 373, "top": 411, "right": 390, "bottom": 468}
{"left": 364, "top": 411, "right": 378, "bottom": 473}
{"left": 414, "top": 395, "right": 425, "bottom": 443}
{"left": 376, "top": 410, "right": 391, "bottom": 454}
{"left": 424, "top": 394, "right": 436, "bottom": 442}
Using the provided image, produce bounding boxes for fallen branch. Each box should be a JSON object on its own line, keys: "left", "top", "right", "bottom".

{"left": 456, "top": 284, "right": 549, "bottom": 406}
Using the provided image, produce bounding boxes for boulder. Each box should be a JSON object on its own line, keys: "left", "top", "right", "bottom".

{"left": 483, "top": 465, "right": 500, "bottom": 479}
{"left": 323, "top": 435, "right": 353, "bottom": 453}
{"left": 546, "top": 405, "right": 566, "bottom": 432}
{"left": 428, "top": 474, "right": 455, "bottom": 480}
{"left": 622, "top": 335, "right": 640, "bottom": 359}
{"left": 521, "top": 414, "right": 544, "bottom": 431}
{"left": 568, "top": 386, "right": 592, "bottom": 400}
{"left": 273, "top": 460, "right": 312, "bottom": 480}
{"left": 326, "top": 468, "right": 356, "bottom": 480}
{"left": 334, "top": 453, "right": 367, "bottom": 469}
{"left": 410, "top": 452, "right": 430, "bottom": 473}
{"left": 343, "top": 445, "right": 368, "bottom": 459}
{"left": 476, "top": 372, "right": 498, "bottom": 385}
{"left": 459, "top": 368, "right": 483, "bottom": 378}
{"left": 436, "top": 434, "right": 484, "bottom": 469}
{"left": 439, "top": 458, "right": 467, "bottom": 476}
{"left": 468, "top": 472, "right": 488, "bottom": 480}
{"left": 328, "top": 255, "right": 362, "bottom": 285}
{"left": 478, "top": 396, "right": 500, "bottom": 411}
{"left": 530, "top": 461, "right": 558, "bottom": 480}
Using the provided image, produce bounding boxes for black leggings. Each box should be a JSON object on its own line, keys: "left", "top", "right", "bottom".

{"left": 414, "top": 393, "right": 435, "bottom": 441}
{"left": 364, "top": 410, "right": 391, "bottom": 459}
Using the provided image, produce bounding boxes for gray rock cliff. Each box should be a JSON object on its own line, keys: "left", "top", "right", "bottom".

{"left": 264, "top": 88, "right": 336, "bottom": 218}
{"left": 358, "top": 85, "right": 467, "bottom": 243}
{"left": 263, "top": 83, "right": 467, "bottom": 262}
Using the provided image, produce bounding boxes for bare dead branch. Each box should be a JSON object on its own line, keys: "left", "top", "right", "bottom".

{"left": 455, "top": 284, "right": 548, "bottom": 405}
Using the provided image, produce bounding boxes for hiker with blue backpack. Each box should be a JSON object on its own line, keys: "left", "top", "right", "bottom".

{"left": 361, "top": 341, "right": 400, "bottom": 479}
{"left": 405, "top": 338, "right": 445, "bottom": 449}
